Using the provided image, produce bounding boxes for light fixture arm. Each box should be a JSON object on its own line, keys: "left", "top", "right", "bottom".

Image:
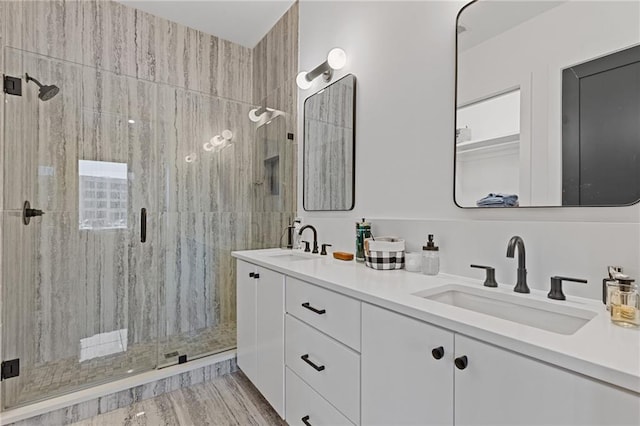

{"left": 305, "top": 61, "right": 332, "bottom": 83}
{"left": 253, "top": 105, "right": 268, "bottom": 116}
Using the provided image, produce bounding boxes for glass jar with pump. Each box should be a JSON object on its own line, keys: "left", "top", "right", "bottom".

{"left": 422, "top": 234, "right": 439, "bottom": 275}
{"left": 610, "top": 278, "right": 639, "bottom": 328}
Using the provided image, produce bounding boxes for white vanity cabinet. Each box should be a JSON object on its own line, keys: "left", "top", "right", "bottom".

{"left": 285, "top": 277, "right": 361, "bottom": 426}
{"left": 454, "top": 334, "right": 640, "bottom": 426}
{"left": 236, "top": 260, "right": 285, "bottom": 418}
{"left": 361, "top": 303, "right": 454, "bottom": 426}
{"left": 362, "top": 303, "right": 640, "bottom": 426}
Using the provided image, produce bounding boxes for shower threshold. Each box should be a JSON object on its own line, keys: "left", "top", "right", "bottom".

{"left": 0, "top": 350, "right": 237, "bottom": 425}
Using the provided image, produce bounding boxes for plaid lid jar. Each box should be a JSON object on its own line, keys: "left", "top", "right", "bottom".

{"left": 364, "top": 237, "right": 405, "bottom": 270}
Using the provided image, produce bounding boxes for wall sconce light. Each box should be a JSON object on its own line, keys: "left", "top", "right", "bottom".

{"left": 249, "top": 106, "right": 273, "bottom": 122}
{"left": 296, "top": 47, "right": 347, "bottom": 90}
{"left": 249, "top": 106, "right": 285, "bottom": 128}
{"left": 203, "top": 129, "right": 233, "bottom": 152}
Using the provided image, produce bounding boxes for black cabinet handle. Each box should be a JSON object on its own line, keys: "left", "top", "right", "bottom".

{"left": 254, "top": 273, "right": 260, "bottom": 279}
{"left": 301, "top": 302, "right": 326, "bottom": 315}
{"left": 432, "top": 346, "right": 445, "bottom": 360}
{"left": 455, "top": 356, "right": 468, "bottom": 370}
{"left": 301, "top": 354, "right": 325, "bottom": 371}
{"left": 249, "top": 272, "right": 255, "bottom": 278}
{"left": 301, "top": 415, "right": 312, "bottom": 426}
{"left": 141, "top": 208, "right": 147, "bottom": 243}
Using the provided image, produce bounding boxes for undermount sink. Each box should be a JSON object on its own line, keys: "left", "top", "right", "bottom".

{"left": 414, "top": 284, "right": 597, "bottom": 335}
{"left": 266, "top": 251, "right": 317, "bottom": 262}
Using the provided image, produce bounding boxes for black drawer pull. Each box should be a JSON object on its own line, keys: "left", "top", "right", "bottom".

{"left": 455, "top": 355, "right": 468, "bottom": 370}
{"left": 249, "top": 272, "right": 255, "bottom": 278}
{"left": 301, "top": 302, "right": 326, "bottom": 315}
{"left": 254, "top": 273, "right": 260, "bottom": 279}
{"left": 432, "top": 346, "right": 445, "bottom": 360}
{"left": 301, "top": 415, "right": 312, "bottom": 426}
{"left": 301, "top": 354, "right": 325, "bottom": 371}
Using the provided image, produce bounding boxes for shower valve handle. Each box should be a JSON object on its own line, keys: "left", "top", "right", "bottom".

{"left": 25, "top": 208, "right": 44, "bottom": 217}
{"left": 22, "top": 200, "right": 45, "bottom": 225}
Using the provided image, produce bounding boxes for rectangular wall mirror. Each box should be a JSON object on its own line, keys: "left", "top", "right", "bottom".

{"left": 303, "top": 74, "right": 356, "bottom": 211}
{"left": 455, "top": 0, "right": 640, "bottom": 208}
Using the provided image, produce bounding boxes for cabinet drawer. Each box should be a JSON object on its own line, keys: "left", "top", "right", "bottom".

{"left": 286, "top": 315, "right": 360, "bottom": 424}
{"left": 286, "top": 368, "right": 355, "bottom": 426}
{"left": 286, "top": 277, "right": 361, "bottom": 350}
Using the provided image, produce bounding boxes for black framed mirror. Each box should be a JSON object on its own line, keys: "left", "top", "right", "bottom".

{"left": 455, "top": 0, "right": 640, "bottom": 208}
{"left": 303, "top": 74, "right": 356, "bottom": 211}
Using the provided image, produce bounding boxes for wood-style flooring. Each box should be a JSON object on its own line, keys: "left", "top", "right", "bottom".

{"left": 71, "top": 372, "right": 286, "bottom": 426}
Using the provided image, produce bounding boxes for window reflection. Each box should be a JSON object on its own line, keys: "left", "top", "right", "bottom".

{"left": 79, "top": 160, "right": 128, "bottom": 230}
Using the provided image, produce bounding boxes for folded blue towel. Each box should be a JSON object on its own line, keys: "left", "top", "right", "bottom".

{"left": 476, "top": 193, "right": 519, "bottom": 207}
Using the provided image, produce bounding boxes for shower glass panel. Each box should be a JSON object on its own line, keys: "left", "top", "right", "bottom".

{"left": 1, "top": 47, "right": 266, "bottom": 409}
{"left": 155, "top": 86, "right": 251, "bottom": 366}
{"left": 1, "top": 48, "right": 160, "bottom": 409}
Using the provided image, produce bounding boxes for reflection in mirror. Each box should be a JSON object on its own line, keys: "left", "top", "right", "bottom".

{"left": 303, "top": 74, "right": 356, "bottom": 211}
{"left": 455, "top": 0, "right": 640, "bottom": 207}
{"left": 79, "top": 160, "right": 128, "bottom": 230}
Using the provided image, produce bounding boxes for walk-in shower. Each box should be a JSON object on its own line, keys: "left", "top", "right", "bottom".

{"left": 1, "top": 47, "right": 294, "bottom": 410}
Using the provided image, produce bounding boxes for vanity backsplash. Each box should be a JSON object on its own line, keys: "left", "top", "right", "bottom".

{"left": 296, "top": 217, "right": 639, "bottom": 302}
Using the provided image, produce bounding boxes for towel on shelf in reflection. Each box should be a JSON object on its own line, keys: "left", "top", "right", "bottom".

{"left": 476, "top": 193, "right": 519, "bottom": 207}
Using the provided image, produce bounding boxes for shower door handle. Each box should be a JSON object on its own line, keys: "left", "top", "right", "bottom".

{"left": 141, "top": 208, "right": 147, "bottom": 243}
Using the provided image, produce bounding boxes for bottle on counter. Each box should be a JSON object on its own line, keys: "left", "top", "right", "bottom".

{"left": 292, "top": 218, "right": 302, "bottom": 250}
{"left": 355, "top": 218, "right": 372, "bottom": 263}
{"left": 422, "top": 234, "right": 440, "bottom": 275}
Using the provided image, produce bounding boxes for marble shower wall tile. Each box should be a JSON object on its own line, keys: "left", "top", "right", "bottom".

{"left": 160, "top": 211, "right": 251, "bottom": 336}
{"left": 35, "top": 212, "right": 82, "bottom": 364}
{"left": 217, "top": 38, "right": 253, "bottom": 104}
{"left": 162, "top": 212, "right": 219, "bottom": 337}
{"left": 82, "top": 1, "right": 137, "bottom": 77}
{"left": 252, "top": 2, "right": 299, "bottom": 103}
{"left": 250, "top": 212, "right": 295, "bottom": 250}
{"left": 20, "top": 0, "right": 84, "bottom": 64}
{"left": 158, "top": 85, "right": 256, "bottom": 214}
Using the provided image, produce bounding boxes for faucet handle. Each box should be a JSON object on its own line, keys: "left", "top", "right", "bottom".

{"left": 470, "top": 264, "right": 498, "bottom": 287}
{"left": 321, "top": 244, "right": 332, "bottom": 256}
{"left": 548, "top": 276, "right": 587, "bottom": 301}
{"left": 302, "top": 240, "right": 311, "bottom": 253}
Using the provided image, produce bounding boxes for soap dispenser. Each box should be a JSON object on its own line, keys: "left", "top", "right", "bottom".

{"left": 422, "top": 234, "right": 440, "bottom": 275}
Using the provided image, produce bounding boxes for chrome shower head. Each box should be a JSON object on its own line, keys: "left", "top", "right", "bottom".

{"left": 25, "top": 73, "right": 60, "bottom": 101}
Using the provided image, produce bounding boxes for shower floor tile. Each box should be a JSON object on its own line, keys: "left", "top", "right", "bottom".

{"left": 11, "top": 323, "right": 237, "bottom": 408}
{"left": 71, "top": 371, "right": 286, "bottom": 426}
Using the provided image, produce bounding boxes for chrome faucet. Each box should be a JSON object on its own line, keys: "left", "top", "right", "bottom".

{"left": 506, "top": 236, "right": 530, "bottom": 293}
{"left": 299, "top": 225, "right": 319, "bottom": 254}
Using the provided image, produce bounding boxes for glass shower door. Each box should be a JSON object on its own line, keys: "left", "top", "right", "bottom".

{"left": 1, "top": 49, "right": 159, "bottom": 409}
{"left": 156, "top": 86, "right": 245, "bottom": 366}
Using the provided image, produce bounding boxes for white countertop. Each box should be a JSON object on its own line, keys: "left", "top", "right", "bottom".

{"left": 232, "top": 248, "right": 640, "bottom": 394}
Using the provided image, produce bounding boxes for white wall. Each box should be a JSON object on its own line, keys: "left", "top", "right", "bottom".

{"left": 297, "top": 0, "right": 640, "bottom": 301}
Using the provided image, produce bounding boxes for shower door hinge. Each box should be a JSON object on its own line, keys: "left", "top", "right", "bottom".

{"left": 3, "top": 75, "right": 22, "bottom": 96}
{"left": 1, "top": 358, "right": 20, "bottom": 380}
